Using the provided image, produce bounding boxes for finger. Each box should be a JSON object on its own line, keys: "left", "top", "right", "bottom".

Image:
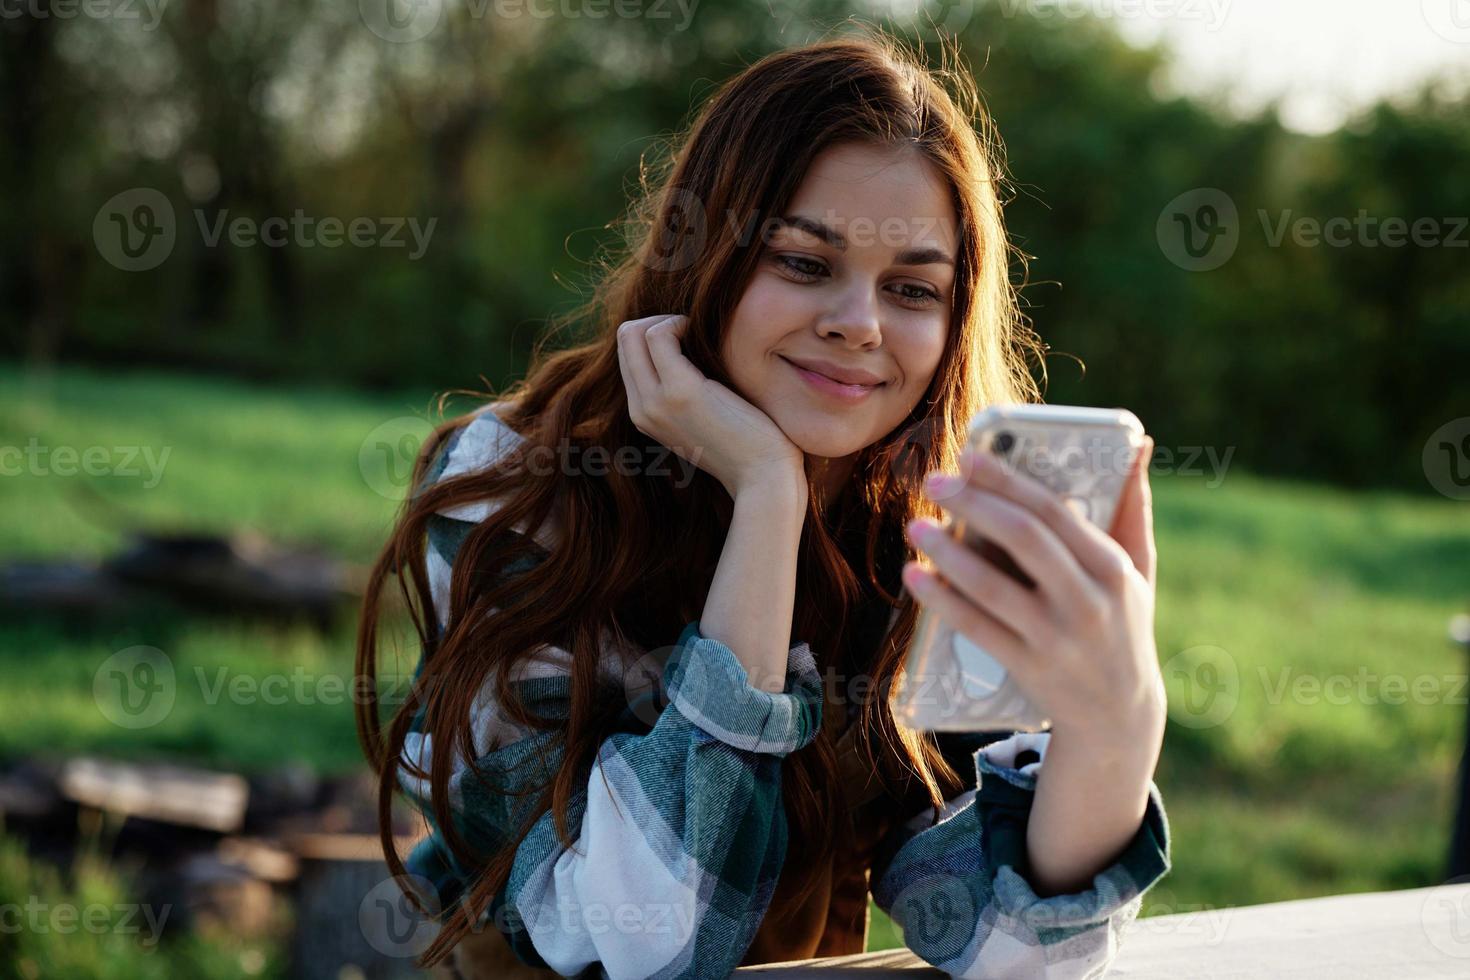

{"left": 960, "top": 446, "right": 1138, "bottom": 593}
{"left": 901, "top": 561, "right": 1034, "bottom": 684}
{"left": 615, "top": 321, "right": 647, "bottom": 410}
{"left": 906, "top": 517, "right": 1049, "bottom": 643}
{"left": 622, "top": 313, "right": 685, "bottom": 331}
{"left": 1108, "top": 436, "right": 1157, "bottom": 587}
{"left": 645, "top": 316, "right": 702, "bottom": 391}
{"left": 619, "top": 316, "right": 667, "bottom": 394}
{"left": 926, "top": 480, "right": 1102, "bottom": 616}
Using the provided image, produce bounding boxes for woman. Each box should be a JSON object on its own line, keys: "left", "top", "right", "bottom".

{"left": 356, "top": 26, "right": 1170, "bottom": 980}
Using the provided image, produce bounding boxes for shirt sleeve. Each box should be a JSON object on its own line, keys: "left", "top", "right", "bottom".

{"left": 868, "top": 729, "right": 1171, "bottom": 980}
{"left": 400, "top": 601, "right": 825, "bottom": 978}
{"left": 399, "top": 416, "right": 824, "bottom": 977}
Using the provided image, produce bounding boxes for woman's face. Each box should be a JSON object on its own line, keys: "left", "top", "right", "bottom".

{"left": 722, "top": 141, "right": 957, "bottom": 465}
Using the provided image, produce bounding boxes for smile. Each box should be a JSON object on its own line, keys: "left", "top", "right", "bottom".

{"left": 780, "top": 356, "right": 884, "bottom": 403}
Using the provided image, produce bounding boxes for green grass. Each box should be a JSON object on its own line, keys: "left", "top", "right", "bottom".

{"left": 0, "top": 834, "right": 282, "bottom": 979}
{"left": 0, "top": 363, "right": 444, "bottom": 773}
{"left": 0, "top": 362, "right": 447, "bottom": 561}
{"left": 3, "top": 363, "right": 1468, "bottom": 959}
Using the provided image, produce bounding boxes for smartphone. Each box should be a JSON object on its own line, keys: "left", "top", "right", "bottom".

{"left": 894, "top": 404, "right": 1145, "bottom": 733}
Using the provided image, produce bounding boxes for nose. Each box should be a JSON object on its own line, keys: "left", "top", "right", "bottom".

{"left": 817, "top": 283, "right": 883, "bottom": 350}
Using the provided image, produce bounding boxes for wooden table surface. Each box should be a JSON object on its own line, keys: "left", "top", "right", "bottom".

{"left": 735, "top": 881, "right": 1470, "bottom": 978}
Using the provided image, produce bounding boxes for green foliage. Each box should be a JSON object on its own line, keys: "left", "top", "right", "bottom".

{"left": 2, "top": 3, "right": 1463, "bottom": 490}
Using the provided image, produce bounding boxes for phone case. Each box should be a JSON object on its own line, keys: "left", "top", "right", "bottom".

{"left": 894, "top": 404, "right": 1144, "bottom": 732}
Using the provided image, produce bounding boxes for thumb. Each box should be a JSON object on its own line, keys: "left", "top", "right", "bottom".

{"left": 1109, "top": 435, "right": 1157, "bottom": 587}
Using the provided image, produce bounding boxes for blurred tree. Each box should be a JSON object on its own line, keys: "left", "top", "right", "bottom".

{"left": 3, "top": 0, "right": 1463, "bottom": 490}
{"left": 170, "top": 0, "right": 303, "bottom": 341}
{"left": 0, "top": 14, "right": 66, "bottom": 364}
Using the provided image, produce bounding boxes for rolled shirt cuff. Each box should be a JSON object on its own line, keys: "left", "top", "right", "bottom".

{"left": 974, "top": 731, "right": 1173, "bottom": 928}
{"left": 663, "top": 620, "right": 824, "bottom": 757}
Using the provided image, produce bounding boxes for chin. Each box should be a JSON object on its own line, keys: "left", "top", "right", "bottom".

{"left": 770, "top": 410, "right": 873, "bottom": 459}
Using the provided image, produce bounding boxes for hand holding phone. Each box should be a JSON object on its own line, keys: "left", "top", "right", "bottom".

{"left": 894, "top": 404, "right": 1148, "bottom": 733}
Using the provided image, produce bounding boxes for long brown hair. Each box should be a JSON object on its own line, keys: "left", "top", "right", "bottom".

{"left": 356, "top": 23, "right": 1045, "bottom": 968}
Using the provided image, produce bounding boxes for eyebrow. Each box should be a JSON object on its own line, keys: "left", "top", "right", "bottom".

{"left": 773, "top": 214, "right": 955, "bottom": 267}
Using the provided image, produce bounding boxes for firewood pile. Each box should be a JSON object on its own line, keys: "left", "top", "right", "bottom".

{"left": 0, "top": 755, "right": 435, "bottom": 979}
{"left": 0, "top": 530, "right": 366, "bottom": 631}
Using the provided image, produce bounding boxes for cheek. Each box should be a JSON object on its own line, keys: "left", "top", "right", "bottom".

{"left": 725, "top": 275, "right": 804, "bottom": 377}
{"left": 895, "top": 320, "right": 948, "bottom": 393}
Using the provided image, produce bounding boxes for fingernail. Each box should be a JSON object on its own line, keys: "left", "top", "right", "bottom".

{"left": 902, "top": 562, "right": 929, "bottom": 589}
{"left": 906, "top": 517, "right": 939, "bottom": 544}
{"left": 925, "top": 472, "right": 962, "bottom": 496}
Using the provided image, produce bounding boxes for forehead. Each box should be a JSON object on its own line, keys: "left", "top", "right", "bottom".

{"left": 782, "top": 142, "right": 958, "bottom": 250}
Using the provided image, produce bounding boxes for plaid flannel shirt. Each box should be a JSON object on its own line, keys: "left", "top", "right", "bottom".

{"left": 397, "top": 403, "right": 1172, "bottom": 979}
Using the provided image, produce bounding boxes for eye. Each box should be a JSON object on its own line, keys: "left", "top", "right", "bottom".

{"left": 772, "top": 251, "right": 943, "bottom": 309}
{"left": 773, "top": 253, "right": 827, "bottom": 280}
{"left": 889, "top": 281, "right": 942, "bottom": 309}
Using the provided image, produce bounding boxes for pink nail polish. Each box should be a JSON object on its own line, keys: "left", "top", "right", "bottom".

{"left": 925, "top": 473, "right": 961, "bottom": 495}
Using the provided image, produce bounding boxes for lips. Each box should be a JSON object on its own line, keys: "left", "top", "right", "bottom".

{"left": 779, "top": 355, "right": 886, "bottom": 388}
